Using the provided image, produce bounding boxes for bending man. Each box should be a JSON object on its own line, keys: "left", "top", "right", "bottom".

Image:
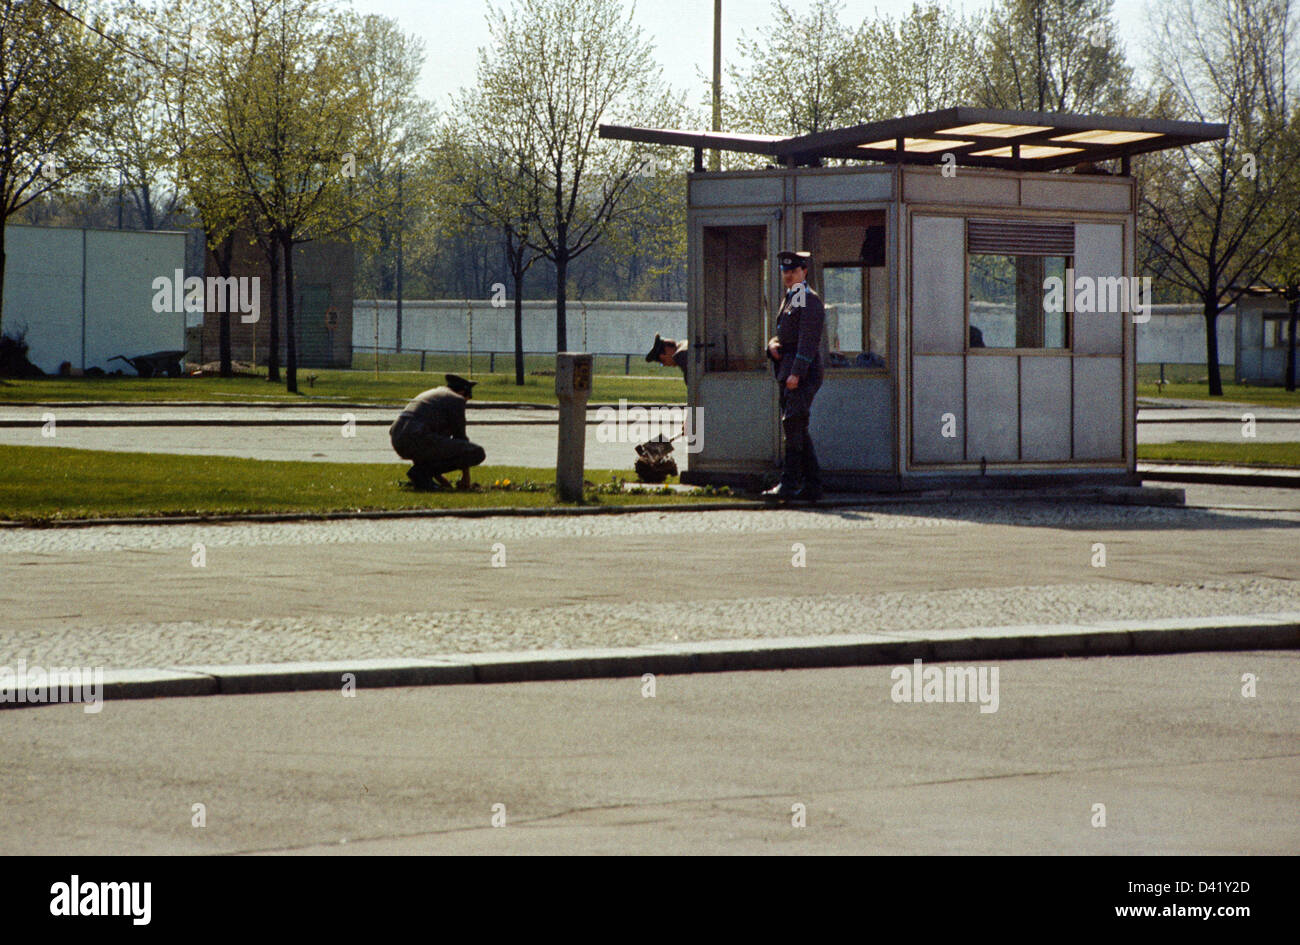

{"left": 390, "top": 373, "right": 486, "bottom": 490}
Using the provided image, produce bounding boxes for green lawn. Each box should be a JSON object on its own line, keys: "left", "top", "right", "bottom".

{"left": 0, "top": 368, "right": 686, "bottom": 406}
{"left": 1137, "top": 440, "right": 1300, "bottom": 467}
{"left": 1137, "top": 380, "right": 1300, "bottom": 407}
{"left": 0, "top": 445, "right": 739, "bottom": 523}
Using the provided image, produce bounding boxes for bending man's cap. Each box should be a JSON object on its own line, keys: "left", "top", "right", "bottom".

{"left": 445, "top": 374, "right": 477, "bottom": 395}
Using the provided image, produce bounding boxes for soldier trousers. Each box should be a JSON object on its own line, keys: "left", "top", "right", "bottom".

{"left": 779, "top": 386, "right": 820, "bottom": 491}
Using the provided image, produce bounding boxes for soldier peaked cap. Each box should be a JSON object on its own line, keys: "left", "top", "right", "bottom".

{"left": 778, "top": 251, "right": 813, "bottom": 269}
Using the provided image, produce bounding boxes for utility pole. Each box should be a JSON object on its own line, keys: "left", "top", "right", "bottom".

{"left": 711, "top": 0, "right": 722, "bottom": 172}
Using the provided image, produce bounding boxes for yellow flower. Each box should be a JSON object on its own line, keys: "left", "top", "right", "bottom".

{"left": 502, "top": 479, "right": 511, "bottom": 486}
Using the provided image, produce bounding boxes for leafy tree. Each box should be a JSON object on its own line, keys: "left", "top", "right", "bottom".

{"left": 200, "top": 0, "right": 363, "bottom": 392}
{"left": 347, "top": 12, "right": 437, "bottom": 354}
{"left": 0, "top": 0, "right": 120, "bottom": 339}
{"left": 860, "top": 2, "right": 984, "bottom": 116}
{"left": 977, "top": 0, "right": 1134, "bottom": 113}
{"left": 476, "top": 0, "right": 682, "bottom": 351}
{"left": 1139, "top": 0, "right": 1298, "bottom": 395}
{"left": 724, "top": 0, "right": 871, "bottom": 139}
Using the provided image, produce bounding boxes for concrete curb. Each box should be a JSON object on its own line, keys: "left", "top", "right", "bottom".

{"left": 1139, "top": 462, "right": 1300, "bottom": 488}
{"left": 3, "top": 614, "right": 1295, "bottom": 709}
{"left": 0, "top": 484, "right": 1183, "bottom": 529}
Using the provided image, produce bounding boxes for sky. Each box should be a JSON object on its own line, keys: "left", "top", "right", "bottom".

{"left": 348, "top": 0, "right": 1155, "bottom": 114}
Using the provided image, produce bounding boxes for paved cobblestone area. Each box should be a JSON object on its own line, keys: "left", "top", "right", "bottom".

{"left": 3, "top": 500, "right": 1297, "bottom": 668}
{"left": 5, "top": 578, "right": 1294, "bottom": 668}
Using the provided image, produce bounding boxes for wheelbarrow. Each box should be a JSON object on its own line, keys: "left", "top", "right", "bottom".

{"left": 108, "top": 349, "right": 188, "bottom": 378}
{"left": 633, "top": 434, "right": 679, "bottom": 483}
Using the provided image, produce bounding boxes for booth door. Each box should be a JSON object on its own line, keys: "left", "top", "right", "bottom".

{"left": 693, "top": 223, "right": 779, "bottom": 466}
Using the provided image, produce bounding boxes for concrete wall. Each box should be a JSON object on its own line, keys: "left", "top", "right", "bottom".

{"left": 352, "top": 299, "right": 687, "bottom": 356}
{"left": 1137, "top": 304, "right": 1235, "bottom": 365}
{"left": 3, "top": 224, "right": 187, "bottom": 374}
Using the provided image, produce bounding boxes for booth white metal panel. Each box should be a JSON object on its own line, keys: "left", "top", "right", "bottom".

{"left": 965, "top": 356, "right": 1020, "bottom": 462}
{"left": 903, "top": 169, "right": 1019, "bottom": 207}
{"left": 795, "top": 170, "right": 893, "bottom": 205}
{"left": 695, "top": 374, "right": 777, "bottom": 464}
{"left": 689, "top": 175, "right": 784, "bottom": 207}
{"left": 1021, "top": 178, "right": 1131, "bottom": 213}
{"left": 1019, "top": 357, "right": 1073, "bottom": 461}
{"left": 811, "top": 375, "right": 894, "bottom": 471}
{"left": 1073, "top": 357, "right": 1124, "bottom": 459}
{"left": 911, "top": 355, "right": 964, "bottom": 464}
{"left": 911, "top": 215, "right": 965, "bottom": 353}
{"left": 1073, "top": 222, "right": 1126, "bottom": 356}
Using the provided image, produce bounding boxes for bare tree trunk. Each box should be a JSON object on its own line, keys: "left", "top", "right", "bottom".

{"left": 267, "top": 243, "right": 282, "bottom": 382}
{"left": 0, "top": 239, "right": 7, "bottom": 340}
{"left": 1287, "top": 294, "right": 1298, "bottom": 393}
{"left": 283, "top": 234, "right": 298, "bottom": 394}
{"left": 555, "top": 252, "right": 568, "bottom": 352}
{"left": 1204, "top": 302, "right": 1223, "bottom": 397}
{"left": 213, "top": 233, "right": 236, "bottom": 378}
{"left": 514, "top": 265, "right": 525, "bottom": 386}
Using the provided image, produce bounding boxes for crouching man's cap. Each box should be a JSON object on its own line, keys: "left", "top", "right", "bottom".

{"left": 445, "top": 374, "right": 477, "bottom": 396}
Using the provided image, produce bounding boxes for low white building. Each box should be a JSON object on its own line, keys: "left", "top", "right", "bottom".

{"left": 2, "top": 224, "right": 187, "bottom": 374}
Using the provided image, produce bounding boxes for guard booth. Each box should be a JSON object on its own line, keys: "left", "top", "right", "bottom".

{"left": 601, "top": 108, "right": 1226, "bottom": 490}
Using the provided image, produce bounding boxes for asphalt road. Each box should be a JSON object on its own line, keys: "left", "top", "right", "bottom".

{"left": 1, "top": 652, "right": 1294, "bottom": 855}
{"left": 1, "top": 403, "right": 1296, "bottom": 467}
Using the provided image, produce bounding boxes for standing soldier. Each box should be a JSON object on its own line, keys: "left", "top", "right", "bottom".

{"left": 390, "top": 374, "right": 486, "bottom": 490}
{"left": 765, "top": 251, "right": 824, "bottom": 502}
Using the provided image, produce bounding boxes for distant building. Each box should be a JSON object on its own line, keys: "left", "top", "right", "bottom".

{"left": 195, "top": 234, "right": 353, "bottom": 369}
{"left": 1235, "top": 289, "right": 1297, "bottom": 386}
{"left": 2, "top": 224, "right": 187, "bottom": 374}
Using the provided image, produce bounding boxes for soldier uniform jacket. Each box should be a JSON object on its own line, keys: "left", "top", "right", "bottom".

{"left": 397, "top": 387, "right": 468, "bottom": 440}
{"left": 770, "top": 282, "right": 825, "bottom": 392}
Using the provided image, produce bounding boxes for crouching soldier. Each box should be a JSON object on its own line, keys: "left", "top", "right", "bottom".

{"left": 390, "top": 374, "right": 486, "bottom": 490}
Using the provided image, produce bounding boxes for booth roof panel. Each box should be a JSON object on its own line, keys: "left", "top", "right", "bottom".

{"left": 600, "top": 106, "right": 1226, "bottom": 171}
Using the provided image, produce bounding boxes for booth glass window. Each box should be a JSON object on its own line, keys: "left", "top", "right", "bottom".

{"left": 702, "top": 225, "right": 769, "bottom": 371}
{"left": 968, "top": 254, "right": 1070, "bottom": 349}
{"left": 966, "top": 218, "right": 1074, "bottom": 350}
{"left": 1263, "top": 314, "right": 1293, "bottom": 349}
{"left": 804, "top": 211, "right": 889, "bottom": 370}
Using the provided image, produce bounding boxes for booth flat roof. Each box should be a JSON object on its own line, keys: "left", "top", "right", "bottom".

{"left": 600, "top": 107, "right": 1227, "bottom": 172}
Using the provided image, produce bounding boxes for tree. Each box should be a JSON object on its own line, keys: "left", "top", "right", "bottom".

{"left": 1139, "top": 0, "right": 1298, "bottom": 395}
{"left": 977, "top": 0, "right": 1134, "bottom": 113}
{"left": 201, "top": 0, "right": 363, "bottom": 392}
{"left": 348, "top": 12, "right": 437, "bottom": 354}
{"left": 476, "top": 0, "right": 682, "bottom": 352}
{"left": 439, "top": 103, "right": 544, "bottom": 386}
{"left": 0, "top": 0, "right": 119, "bottom": 340}
{"left": 724, "top": 0, "right": 872, "bottom": 139}
{"left": 153, "top": 0, "right": 248, "bottom": 376}
{"left": 860, "top": 2, "right": 984, "bottom": 117}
